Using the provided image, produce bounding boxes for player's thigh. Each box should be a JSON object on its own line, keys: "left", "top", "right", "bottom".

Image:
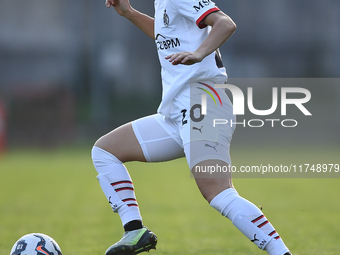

{"left": 95, "top": 114, "right": 184, "bottom": 163}
{"left": 131, "top": 114, "right": 185, "bottom": 162}
{"left": 94, "top": 122, "right": 146, "bottom": 163}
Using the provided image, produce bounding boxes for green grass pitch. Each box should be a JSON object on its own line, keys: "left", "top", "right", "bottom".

{"left": 0, "top": 146, "right": 339, "bottom": 255}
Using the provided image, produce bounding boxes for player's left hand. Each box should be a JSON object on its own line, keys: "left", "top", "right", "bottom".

{"left": 165, "top": 51, "right": 203, "bottom": 65}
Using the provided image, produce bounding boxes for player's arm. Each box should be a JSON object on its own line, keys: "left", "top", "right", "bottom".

{"left": 166, "top": 11, "right": 236, "bottom": 65}
{"left": 106, "top": 0, "right": 155, "bottom": 40}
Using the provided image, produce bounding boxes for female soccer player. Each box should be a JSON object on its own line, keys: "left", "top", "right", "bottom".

{"left": 91, "top": 0, "right": 292, "bottom": 254}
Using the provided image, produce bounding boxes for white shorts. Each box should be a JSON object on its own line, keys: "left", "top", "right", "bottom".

{"left": 131, "top": 80, "right": 236, "bottom": 169}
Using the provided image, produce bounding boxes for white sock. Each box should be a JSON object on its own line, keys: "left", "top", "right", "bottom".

{"left": 210, "top": 188, "right": 289, "bottom": 255}
{"left": 91, "top": 146, "right": 142, "bottom": 226}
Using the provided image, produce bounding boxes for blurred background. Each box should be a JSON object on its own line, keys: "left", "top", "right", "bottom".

{"left": 0, "top": 0, "right": 339, "bottom": 150}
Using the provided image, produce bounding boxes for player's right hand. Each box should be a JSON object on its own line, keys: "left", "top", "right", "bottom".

{"left": 105, "top": 0, "right": 132, "bottom": 17}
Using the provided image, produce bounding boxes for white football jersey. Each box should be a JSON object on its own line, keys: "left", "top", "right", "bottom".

{"left": 154, "top": 0, "right": 228, "bottom": 117}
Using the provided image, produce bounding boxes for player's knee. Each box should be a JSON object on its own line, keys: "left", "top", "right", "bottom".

{"left": 93, "top": 134, "right": 121, "bottom": 159}
{"left": 91, "top": 146, "right": 122, "bottom": 167}
{"left": 93, "top": 135, "right": 144, "bottom": 163}
{"left": 93, "top": 135, "right": 109, "bottom": 151}
{"left": 91, "top": 145, "right": 104, "bottom": 166}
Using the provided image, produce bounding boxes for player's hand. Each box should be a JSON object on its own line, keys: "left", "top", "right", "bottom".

{"left": 165, "top": 51, "right": 204, "bottom": 65}
{"left": 105, "top": 0, "right": 132, "bottom": 17}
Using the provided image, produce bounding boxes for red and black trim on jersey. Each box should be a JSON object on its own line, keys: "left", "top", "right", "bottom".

{"left": 196, "top": 7, "right": 224, "bottom": 68}
{"left": 196, "top": 7, "right": 220, "bottom": 28}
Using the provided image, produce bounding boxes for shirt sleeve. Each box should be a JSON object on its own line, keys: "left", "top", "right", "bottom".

{"left": 171, "top": 0, "right": 220, "bottom": 29}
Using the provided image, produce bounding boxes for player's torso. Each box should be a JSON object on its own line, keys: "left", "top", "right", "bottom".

{"left": 153, "top": 0, "right": 228, "bottom": 117}
{"left": 154, "top": 0, "right": 209, "bottom": 61}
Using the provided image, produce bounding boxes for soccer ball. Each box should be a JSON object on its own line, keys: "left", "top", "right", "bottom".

{"left": 10, "top": 233, "right": 62, "bottom": 255}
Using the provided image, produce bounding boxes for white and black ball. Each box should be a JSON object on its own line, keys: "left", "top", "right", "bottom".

{"left": 10, "top": 233, "right": 62, "bottom": 255}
